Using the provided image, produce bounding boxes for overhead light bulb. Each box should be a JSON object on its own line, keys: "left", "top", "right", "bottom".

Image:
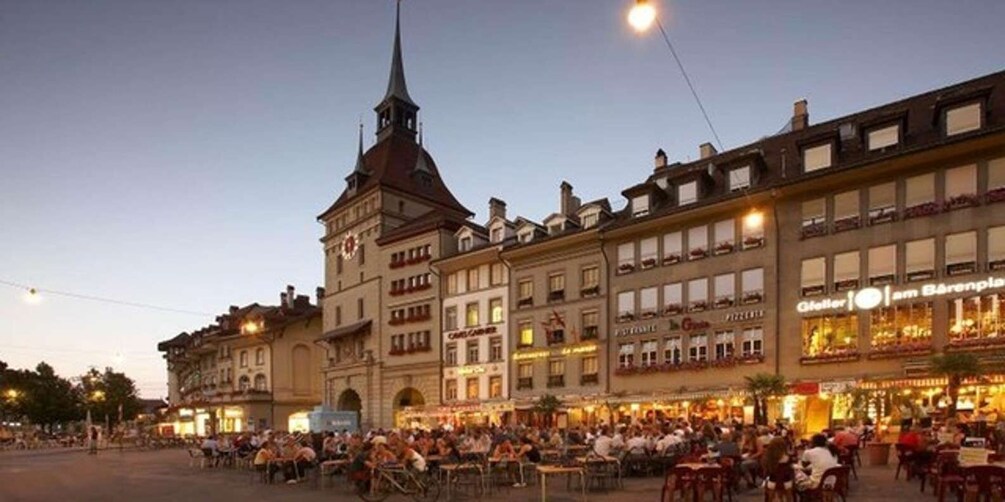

{"left": 24, "top": 288, "right": 41, "bottom": 304}
{"left": 628, "top": 0, "right": 657, "bottom": 33}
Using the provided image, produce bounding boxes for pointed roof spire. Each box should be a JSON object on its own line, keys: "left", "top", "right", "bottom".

{"left": 353, "top": 122, "right": 368, "bottom": 174}
{"left": 413, "top": 121, "right": 432, "bottom": 175}
{"left": 383, "top": 0, "right": 416, "bottom": 107}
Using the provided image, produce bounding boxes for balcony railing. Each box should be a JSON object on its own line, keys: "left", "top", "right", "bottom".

{"left": 516, "top": 377, "right": 533, "bottom": 390}
{"left": 548, "top": 290, "right": 565, "bottom": 303}
{"left": 580, "top": 374, "right": 599, "bottom": 386}
{"left": 581, "top": 326, "right": 599, "bottom": 340}
{"left": 547, "top": 375, "right": 565, "bottom": 388}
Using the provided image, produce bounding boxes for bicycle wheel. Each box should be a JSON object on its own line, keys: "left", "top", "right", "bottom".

{"left": 355, "top": 475, "right": 393, "bottom": 502}
{"left": 410, "top": 471, "right": 441, "bottom": 502}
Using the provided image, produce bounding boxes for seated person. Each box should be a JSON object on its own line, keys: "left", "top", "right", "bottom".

{"left": 796, "top": 434, "right": 838, "bottom": 491}
{"left": 832, "top": 426, "right": 859, "bottom": 451}
{"left": 254, "top": 440, "right": 281, "bottom": 482}
{"left": 283, "top": 441, "right": 317, "bottom": 484}
{"left": 761, "top": 437, "right": 794, "bottom": 492}
{"left": 395, "top": 440, "right": 427, "bottom": 473}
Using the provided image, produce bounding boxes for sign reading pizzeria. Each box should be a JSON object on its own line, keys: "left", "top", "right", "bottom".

{"left": 446, "top": 325, "right": 497, "bottom": 340}
{"left": 724, "top": 309, "right": 764, "bottom": 322}
{"left": 796, "top": 276, "right": 1005, "bottom": 314}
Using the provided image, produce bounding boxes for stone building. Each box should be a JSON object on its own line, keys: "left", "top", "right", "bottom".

{"left": 316, "top": 3, "right": 471, "bottom": 429}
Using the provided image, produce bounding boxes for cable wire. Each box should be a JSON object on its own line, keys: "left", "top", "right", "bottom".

{"left": 0, "top": 279, "right": 213, "bottom": 317}
{"left": 655, "top": 18, "right": 724, "bottom": 151}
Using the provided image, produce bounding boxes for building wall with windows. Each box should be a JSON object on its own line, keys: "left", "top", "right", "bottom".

{"left": 503, "top": 229, "right": 608, "bottom": 413}
{"left": 438, "top": 245, "right": 510, "bottom": 413}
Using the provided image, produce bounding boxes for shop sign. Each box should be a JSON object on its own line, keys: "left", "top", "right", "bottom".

{"left": 446, "top": 325, "right": 497, "bottom": 340}
{"left": 790, "top": 382, "right": 820, "bottom": 395}
{"left": 796, "top": 276, "right": 1005, "bottom": 314}
{"left": 819, "top": 380, "right": 856, "bottom": 394}
{"left": 456, "top": 366, "right": 486, "bottom": 376}
{"left": 614, "top": 324, "right": 657, "bottom": 337}
{"left": 681, "top": 317, "right": 710, "bottom": 331}
{"left": 512, "top": 343, "right": 597, "bottom": 360}
{"left": 724, "top": 309, "right": 764, "bottom": 322}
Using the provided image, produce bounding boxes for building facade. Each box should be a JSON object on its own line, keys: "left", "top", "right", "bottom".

{"left": 501, "top": 183, "right": 613, "bottom": 426}
{"left": 157, "top": 286, "right": 323, "bottom": 435}
{"left": 432, "top": 204, "right": 514, "bottom": 425}
{"left": 316, "top": 3, "right": 472, "bottom": 429}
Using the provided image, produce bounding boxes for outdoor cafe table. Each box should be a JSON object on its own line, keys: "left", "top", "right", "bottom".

{"left": 537, "top": 465, "right": 586, "bottom": 502}
{"left": 575, "top": 456, "right": 623, "bottom": 487}
{"left": 439, "top": 463, "right": 485, "bottom": 500}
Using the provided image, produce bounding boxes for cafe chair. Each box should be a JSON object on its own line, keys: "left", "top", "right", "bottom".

{"left": 960, "top": 465, "right": 1005, "bottom": 502}
{"left": 662, "top": 465, "right": 696, "bottom": 502}
{"left": 798, "top": 465, "right": 849, "bottom": 502}
{"left": 894, "top": 444, "right": 917, "bottom": 480}
{"left": 694, "top": 465, "right": 727, "bottom": 502}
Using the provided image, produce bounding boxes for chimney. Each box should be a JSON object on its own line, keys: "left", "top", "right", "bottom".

{"left": 285, "top": 285, "right": 295, "bottom": 309}
{"left": 654, "top": 149, "right": 668, "bottom": 170}
{"left": 294, "top": 295, "right": 310, "bottom": 310}
{"left": 699, "top": 142, "right": 718, "bottom": 160}
{"left": 315, "top": 287, "right": 325, "bottom": 306}
{"left": 280, "top": 292, "right": 288, "bottom": 308}
{"left": 791, "top": 99, "right": 808, "bottom": 131}
{"left": 488, "top": 197, "right": 507, "bottom": 220}
{"left": 560, "top": 181, "right": 579, "bottom": 216}
{"left": 229, "top": 305, "right": 239, "bottom": 314}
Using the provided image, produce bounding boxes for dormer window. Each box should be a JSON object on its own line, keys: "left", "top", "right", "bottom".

{"left": 581, "top": 212, "right": 598, "bottom": 229}
{"left": 459, "top": 236, "right": 472, "bottom": 252}
{"left": 549, "top": 224, "right": 562, "bottom": 235}
{"left": 729, "top": 166, "right": 750, "bottom": 191}
{"left": 867, "top": 124, "right": 899, "bottom": 151}
{"left": 678, "top": 181, "right": 698, "bottom": 205}
{"left": 803, "top": 143, "right": 833, "bottom": 173}
{"left": 519, "top": 231, "right": 533, "bottom": 243}
{"left": 490, "top": 227, "right": 503, "bottom": 243}
{"left": 631, "top": 195, "right": 650, "bottom": 217}
{"left": 945, "top": 102, "right": 981, "bottom": 136}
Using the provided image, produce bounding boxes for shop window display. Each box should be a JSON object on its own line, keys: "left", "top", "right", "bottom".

{"left": 948, "top": 294, "right": 1005, "bottom": 350}
{"left": 869, "top": 302, "right": 933, "bottom": 357}
{"left": 801, "top": 313, "right": 859, "bottom": 363}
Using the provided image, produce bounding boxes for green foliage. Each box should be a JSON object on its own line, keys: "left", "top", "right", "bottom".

{"left": 745, "top": 373, "right": 787, "bottom": 426}
{"left": 930, "top": 353, "right": 982, "bottom": 416}
{"left": 79, "top": 367, "right": 143, "bottom": 427}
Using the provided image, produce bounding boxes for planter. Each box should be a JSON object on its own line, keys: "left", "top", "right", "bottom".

{"left": 866, "top": 442, "right": 891, "bottom": 466}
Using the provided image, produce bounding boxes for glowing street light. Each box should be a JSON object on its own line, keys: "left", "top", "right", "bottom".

{"left": 627, "top": 0, "right": 657, "bottom": 33}
{"left": 5, "top": 389, "right": 19, "bottom": 401}
{"left": 242, "top": 320, "right": 261, "bottom": 335}
{"left": 91, "top": 390, "right": 106, "bottom": 402}
{"left": 744, "top": 210, "right": 765, "bottom": 230}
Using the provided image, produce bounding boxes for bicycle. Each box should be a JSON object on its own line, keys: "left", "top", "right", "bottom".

{"left": 355, "top": 463, "right": 441, "bottom": 502}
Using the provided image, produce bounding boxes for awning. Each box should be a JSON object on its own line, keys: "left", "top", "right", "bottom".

{"left": 317, "top": 320, "right": 372, "bottom": 342}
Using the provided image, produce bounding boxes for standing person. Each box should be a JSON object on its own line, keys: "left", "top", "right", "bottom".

{"left": 88, "top": 426, "right": 99, "bottom": 455}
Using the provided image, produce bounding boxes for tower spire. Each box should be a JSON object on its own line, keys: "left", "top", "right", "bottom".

{"left": 374, "top": 0, "right": 419, "bottom": 143}
{"left": 353, "top": 122, "right": 367, "bottom": 174}
{"left": 383, "top": 0, "right": 415, "bottom": 107}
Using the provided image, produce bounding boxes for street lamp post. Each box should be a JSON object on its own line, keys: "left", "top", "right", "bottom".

{"left": 242, "top": 319, "right": 276, "bottom": 432}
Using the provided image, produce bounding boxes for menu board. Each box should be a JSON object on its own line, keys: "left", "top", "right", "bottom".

{"left": 958, "top": 446, "right": 989, "bottom": 466}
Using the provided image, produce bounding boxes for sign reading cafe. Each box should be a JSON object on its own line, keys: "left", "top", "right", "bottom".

{"left": 796, "top": 276, "right": 1005, "bottom": 314}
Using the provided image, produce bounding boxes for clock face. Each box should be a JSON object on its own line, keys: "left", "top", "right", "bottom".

{"left": 340, "top": 232, "right": 358, "bottom": 261}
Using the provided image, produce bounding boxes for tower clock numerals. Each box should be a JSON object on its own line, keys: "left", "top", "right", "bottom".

{"left": 340, "top": 231, "right": 359, "bottom": 261}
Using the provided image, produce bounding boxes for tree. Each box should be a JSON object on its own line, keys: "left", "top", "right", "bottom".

{"left": 21, "top": 362, "right": 82, "bottom": 432}
{"left": 745, "top": 373, "right": 787, "bottom": 426}
{"left": 77, "top": 367, "right": 142, "bottom": 428}
{"left": 930, "top": 353, "right": 982, "bottom": 417}
{"left": 533, "top": 394, "right": 563, "bottom": 428}
{"left": 601, "top": 390, "right": 628, "bottom": 426}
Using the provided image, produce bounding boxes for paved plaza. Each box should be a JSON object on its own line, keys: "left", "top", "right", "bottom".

{"left": 0, "top": 447, "right": 921, "bottom": 502}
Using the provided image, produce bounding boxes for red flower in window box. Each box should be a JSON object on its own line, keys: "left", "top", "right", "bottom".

{"left": 714, "top": 242, "right": 735, "bottom": 255}
{"left": 689, "top": 248, "right": 708, "bottom": 259}
{"left": 986, "top": 187, "right": 1005, "bottom": 204}
{"left": 904, "top": 202, "right": 941, "bottom": 219}
{"left": 944, "top": 193, "right": 979, "bottom": 211}
{"left": 742, "top": 236, "right": 764, "bottom": 249}
{"left": 641, "top": 258, "right": 658, "bottom": 269}
{"left": 618, "top": 263, "right": 635, "bottom": 274}
{"left": 663, "top": 304, "right": 683, "bottom": 316}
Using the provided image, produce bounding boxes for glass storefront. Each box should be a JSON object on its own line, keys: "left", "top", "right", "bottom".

{"left": 948, "top": 293, "right": 1005, "bottom": 347}
{"left": 870, "top": 302, "right": 932, "bottom": 350}
{"left": 801, "top": 313, "right": 859, "bottom": 357}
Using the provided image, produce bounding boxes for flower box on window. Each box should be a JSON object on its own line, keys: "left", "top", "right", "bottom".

{"left": 868, "top": 208, "right": 897, "bottom": 225}
{"left": 741, "top": 291, "right": 763, "bottom": 305}
{"left": 989, "top": 260, "right": 1005, "bottom": 272}
{"left": 833, "top": 216, "right": 860, "bottom": 233}
{"left": 904, "top": 202, "right": 941, "bottom": 219}
{"left": 547, "top": 375, "right": 565, "bottom": 388}
{"left": 801, "top": 285, "right": 826, "bottom": 297}
{"left": 641, "top": 257, "right": 658, "bottom": 270}
{"left": 947, "top": 262, "right": 977, "bottom": 276}
{"left": 742, "top": 235, "right": 765, "bottom": 250}
{"left": 946, "top": 336, "right": 1005, "bottom": 352}
{"left": 944, "top": 193, "right": 979, "bottom": 211}
{"left": 986, "top": 187, "right": 1005, "bottom": 204}
{"left": 516, "top": 377, "right": 533, "bottom": 390}
{"left": 688, "top": 301, "right": 708, "bottom": 313}
{"left": 714, "top": 242, "right": 735, "bottom": 255}
{"left": 834, "top": 279, "right": 859, "bottom": 292}
{"left": 581, "top": 286, "right": 600, "bottom": 298}
{"left": 548, "top": 290, "right": 565, "bottom": 303}
{"left": 389, "top": 289, "right": 403, "bottom": 297}
{"left": 582, "top": 326, "right": 599, "bottom": 340}
{"left": 389, "top": 261, "right": 405, "bottom": 269}
{"left": 663, "top": 304, "right": 684, "bottom": 316}
{"left": 689, "top": 248, "right": 708, "bottom": 260}
{"left": 867, "top": 342, "right": 933, "bottom": 360}
{"left": 662, "top": 254, "right": 682, "bottom": 265}
{"left": 800, "top": 222, "right": 827, "bottom": 239}
{"left": 617, "top": 312, "right": 635, "bottom": 323}
{"left": 714, "top": 296, "right": 734, "bottom": 309}
{"left": 614, "top": 366, "right": 638, "bottom": 376}
{"left": 389, "top": 318, "right": 405, "bottom": 326}
{"left": 517, "top": 297, "right": 534, "bottom": 308}
{"left": 580, "top": 374, "right": 599, "bottom": 385}
{"left": 906, "top": 270, "right": 936, "bottom": 282}
{"left": 389, "top": 348, "right": 405, "bottom": 356}
{"left": 617, "top": 263, "right": 635, "bottom": 274}
{"left": 870, "top": 274, "right": 896, "bottom": 286}
{"left": 800, "top": 350, "right": 860, "bottom": 365}
{"left": 640, "top": 310, "right": 658, "bottom": 320}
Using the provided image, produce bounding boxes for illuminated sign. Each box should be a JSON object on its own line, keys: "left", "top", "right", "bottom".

{"left": 796, "top": 276, "right": 1005, "bottom": 314}
{"left": 681, "top": 317, "right": 710, "bottom": 331}
{"left": 512, "top": 343, "right": 597, "bottom": 360}
{"left": 446, "top": 325, "right": 497, "bottom": 340}
{"left": 456, "top": 366, "right": 486, "bottom": 376}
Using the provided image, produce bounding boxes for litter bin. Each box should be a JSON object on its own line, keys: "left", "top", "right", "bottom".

{"left": 866, "top": 442, "right": 891, "bottom": 466}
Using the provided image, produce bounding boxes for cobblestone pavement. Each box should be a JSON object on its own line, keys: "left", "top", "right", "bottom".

{"left": 0, "top": 447, "right": 921, "bottom": 502}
